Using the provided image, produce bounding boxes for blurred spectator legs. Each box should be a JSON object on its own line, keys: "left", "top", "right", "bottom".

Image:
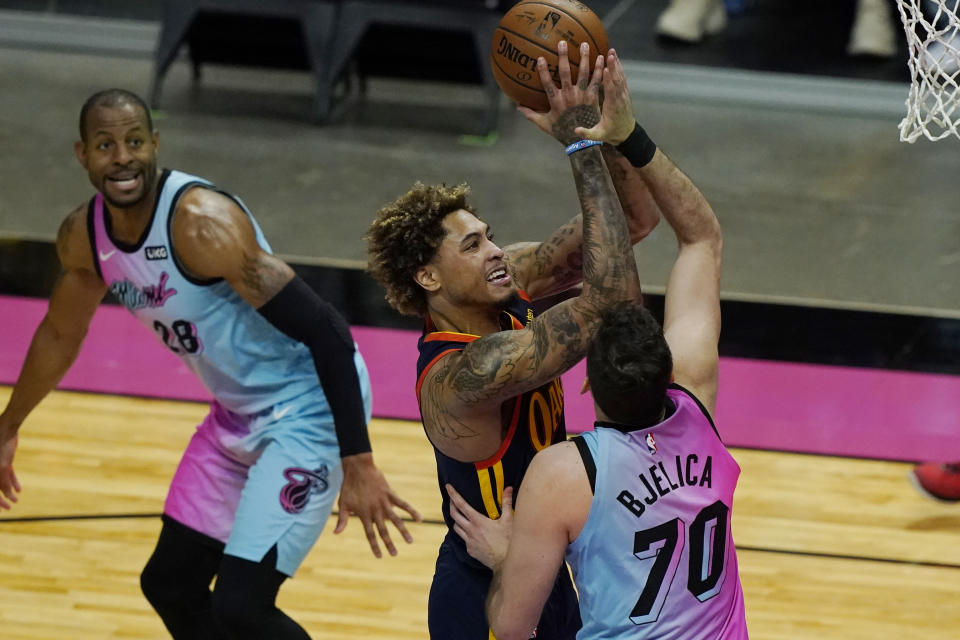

{"left": 848, "top": 0, "right": 897, "bottom": 57}
{"left": 655, "top": 0, "right": 728, "bottom": 43}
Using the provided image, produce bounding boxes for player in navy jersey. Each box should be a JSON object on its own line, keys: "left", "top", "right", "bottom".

{"left": 447, "top": 62, "right": 746, "bottom": 635}
{"left": 0, "top": 89, "right": 419, "bottom": 639}
{"left": 366, "top": 43, "right": 683, "bottom": 639}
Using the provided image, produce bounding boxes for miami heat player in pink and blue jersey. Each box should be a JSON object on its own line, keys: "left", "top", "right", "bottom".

{"left": 88, "top": 168, "right": 373, "bottom": 574}
{"left": 567, "top": 384, "right": 747, "bottom": 639}
{"left": 0, "top": 89, "right": 418, "bottom": 640}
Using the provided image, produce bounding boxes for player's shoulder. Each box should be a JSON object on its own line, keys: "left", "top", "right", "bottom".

{"left": 56, "top": 202, "right": 94, "bottom": 270}
{"left": 528, "top": 440, "right": 582, "bottom": 482}
{"left": 418, "top": 342, "right": 467, "bottom": 391}
{"left": 174, "top": 184, "right": 241, "bottom": 225}
{"left": 171, "top": 184, "right": 252, "bottom": 250}
{"left": 523, "top": 441, "right": 592, "bottom": 530}
{"left": 60, "top": 201, "right": 88, "bottom": 233}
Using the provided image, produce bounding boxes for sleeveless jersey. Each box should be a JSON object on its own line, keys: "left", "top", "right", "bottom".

{"left": 416, "top": 292, "right": 566, "bottom": 565}
{"left": 567, "top": 385, "right": 748, "bottom": 639}
{"left": 87, "top": 169, "right": 320, "bottom": 415}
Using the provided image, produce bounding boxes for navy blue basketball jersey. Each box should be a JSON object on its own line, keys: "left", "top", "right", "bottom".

{"left": 416, "top": 291, "right": 567, "bottom": 563}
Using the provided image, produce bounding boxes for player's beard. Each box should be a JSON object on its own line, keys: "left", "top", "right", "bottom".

{"left": 101, "top": 163, "right": 159, "bottom": 211}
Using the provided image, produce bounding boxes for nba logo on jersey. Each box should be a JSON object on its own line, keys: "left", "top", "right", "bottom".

{"left": 645, "top": 433, "right": 657, "bottom": 455}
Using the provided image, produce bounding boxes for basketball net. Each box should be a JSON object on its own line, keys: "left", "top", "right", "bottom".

{"left": 897, "top": 0, "right": 960, "bottom": 141}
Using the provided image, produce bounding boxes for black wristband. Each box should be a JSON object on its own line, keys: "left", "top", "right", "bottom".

{"left": 258, "top": 276, "right": 372, "bottom": 457}
{"left": 615, "top": 122, "right": 658, "bottom": 168}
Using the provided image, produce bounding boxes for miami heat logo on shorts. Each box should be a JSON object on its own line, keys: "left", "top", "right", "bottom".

{"left": 279, "top": 466, "right": 330, "bottom": 514}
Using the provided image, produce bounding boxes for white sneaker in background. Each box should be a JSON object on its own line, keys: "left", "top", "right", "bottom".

{"left": 656, "top": 0, "right": 728, "bottom": 44}
{"left": 848, "top": 0, "right": 897, "bottom": 57}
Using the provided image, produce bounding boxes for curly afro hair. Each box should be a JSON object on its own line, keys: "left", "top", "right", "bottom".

{"left": 365, "top": 182, "right": 478, "bottom": 317}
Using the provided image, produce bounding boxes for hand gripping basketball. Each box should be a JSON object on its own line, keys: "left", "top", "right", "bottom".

{"left": 518, "top": 40, "right": 605, "bottom": 145}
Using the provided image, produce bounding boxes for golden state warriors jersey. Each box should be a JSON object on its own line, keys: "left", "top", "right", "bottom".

{"left": 416, "top": 291, "right": 566, "bottom": 565}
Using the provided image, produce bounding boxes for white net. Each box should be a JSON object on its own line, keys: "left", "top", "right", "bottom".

{"left": 897, "top": 0, "right": 960, "bottom": 141}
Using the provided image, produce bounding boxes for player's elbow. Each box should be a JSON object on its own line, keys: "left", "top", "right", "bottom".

{"left": 680, "top": 211, "right": 722, "bottom": 257}
{"left": 42, "top": 314, "right": 89, "bottom": 354}
{"left": 489, "top": 618, "right": 533, "bottom": 640}
{"left": 487, "top": 596, "right": 538, "bottom": 640}
{"left": 702, "top": 218, "right": 722, "bottom": 259}
{"left": 628, "top": 210, "right": 661, "bottom": 245}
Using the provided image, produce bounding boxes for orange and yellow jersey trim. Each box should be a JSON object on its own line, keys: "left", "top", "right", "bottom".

{"left": 415, "top": 291, "right": 566, "bottom": 566}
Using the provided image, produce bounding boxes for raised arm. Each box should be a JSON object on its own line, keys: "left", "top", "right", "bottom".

{"left": 507, "top": 44, "right": 660, "bottom": 302}
{"left": 0, "top": 205, "right": 109, "bottom": 509}
{"left": 572, "top": 48, "right": 722, "bottom": 413}
{"left": 421, "top": 43, "right": 642, "bottom": 462}
{"left": 652, "top": 151, "right": 723, "bottom": 415}
{"left": 172, "top": 188, "right": 420, "bottom": 556}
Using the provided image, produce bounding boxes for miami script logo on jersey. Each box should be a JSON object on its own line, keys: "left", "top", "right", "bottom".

{"left": 110, "top": 271, "right": 178, "bottom": 311}
{"left": 279, "top": 466, "right": 330, "bottom": 514}
{"left": 645, "top": 433, "right": 658, "bottom": 455}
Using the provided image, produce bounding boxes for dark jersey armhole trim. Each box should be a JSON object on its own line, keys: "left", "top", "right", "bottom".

{"left": 473, "top": 395, "right": 522, "bottom": 470}
{"left": 85, "top": 197, "right": 103, "bottom": 281}
{"left": 166, "top": 181, "right": 227, "bottom": 287}
{"left": 669, "top": 382, "right": 722, "bottom": 442}
{"left": 573, "top": 436, "right": 596, "bottom": 494}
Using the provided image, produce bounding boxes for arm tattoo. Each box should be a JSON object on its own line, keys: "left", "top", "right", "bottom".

{"left": 441, "top": 300, "right": 593, "bottom": 411}
{"left": 551, "top": 105, "right": 601, "bottom": 145}
{"left": 429, "top": 106, "right": 640, "bottom": 416}
{"left": 568, "top": 146, "right": 638, "bottom": 305}
{"left": 56, "top": 207, "right": 82, "bottom": 262}
{"left": 240, "top": 251, "right": 289, "bottom": 299}
{"left": 532, "top": 222, "right": 583, "bottom": 290}
{"left": 601, "top": 144, "right": 660, "bottom": 242}
{"left": 422, "top": 356, "right": 482, "bottom": 443}
{"left": 506, "top": 221, "right": 583, "bottom": 297}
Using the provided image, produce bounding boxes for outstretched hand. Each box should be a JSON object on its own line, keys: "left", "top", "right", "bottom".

{"left": 518, "top": 40, "right": 605, "bottom": 144}
{"left": 0, "top": 434, "right": 21, "bottom": 510}
{"left": 575, "top": 48, "right": 637, "bottom": 145}
{"left": 446, "top": 482, "right": 515, "bottom": 570}
{"left": 335, "top": 452, "right": 422, "bottom": 558}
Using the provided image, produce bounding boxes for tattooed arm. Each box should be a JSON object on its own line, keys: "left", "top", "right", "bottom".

{"left": 0, "top": 204, "right": 108, "bottom": 509}
{"left": 502, "top": 217, "right": 583, "bottom": 301}
{"left": 507, "top": 45, "right": 659, "bottom": 301}
{"left": 423, "top": 45, "right": 642, "bottom": 463}
{"left": 173, "top": 187, "right": 421, "bottom": 557}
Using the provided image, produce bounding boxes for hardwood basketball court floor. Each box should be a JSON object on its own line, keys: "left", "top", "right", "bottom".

{"left": 1, "top": 387, "right": 957, "bottom": 639}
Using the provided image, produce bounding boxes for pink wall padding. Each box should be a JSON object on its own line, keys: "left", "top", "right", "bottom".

{"left": 1, "top": 295, "right": 210, "bottom": 402}
{"left": 2, "top": 295, "right": 958, "bottom": 461}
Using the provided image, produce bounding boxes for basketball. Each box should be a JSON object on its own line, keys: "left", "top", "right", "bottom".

{"left": 490, "top": 0, "right": 609, "bottom": 112}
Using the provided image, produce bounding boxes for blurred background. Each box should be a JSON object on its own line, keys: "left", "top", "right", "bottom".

{"left": 1, "top": 0, "right": 958, "bottom": 314}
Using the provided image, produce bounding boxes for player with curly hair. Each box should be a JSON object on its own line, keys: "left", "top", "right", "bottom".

{"left": 367, "top": 44, "right": 702, "bottom": 639}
